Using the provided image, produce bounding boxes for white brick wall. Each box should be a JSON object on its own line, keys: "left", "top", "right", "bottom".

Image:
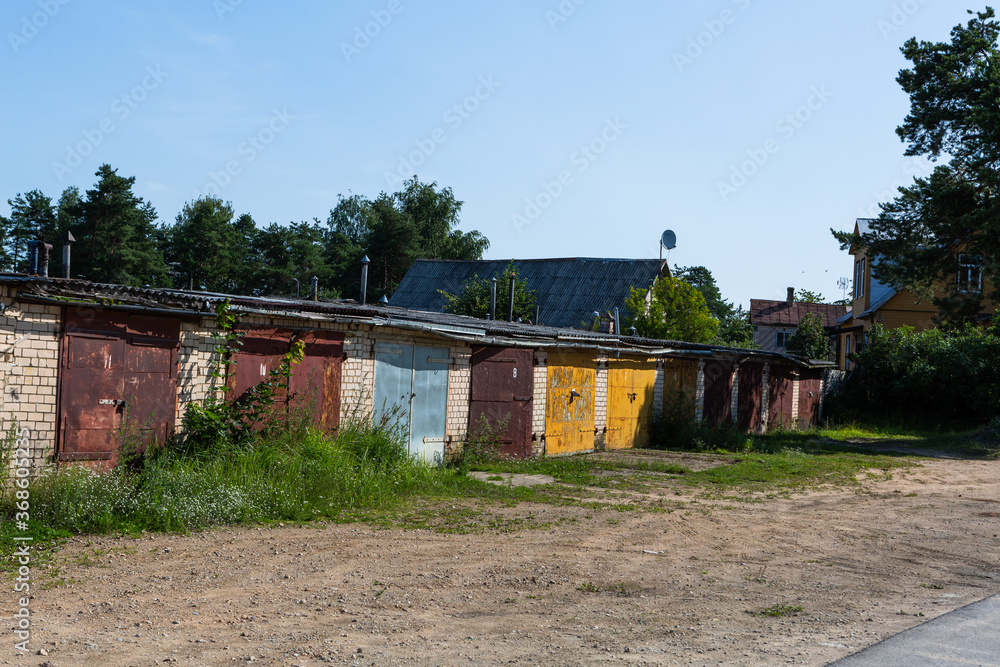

{"left": 653, "top": 359, "right": 664, "bottom": 419}
{"left": 594, "top": 354, "right": 608, "bottom": 435}
{"left": 694, "top": 359, "right": 706, "bottom": 423}
{"left": 531, "top": 350, "right": 547, "bottom": 457}
{"left": 0, "top": 296, "right": 62, "bottom": 471}
{"left": 445, "top": 346, "right": 471, "bottom": 458}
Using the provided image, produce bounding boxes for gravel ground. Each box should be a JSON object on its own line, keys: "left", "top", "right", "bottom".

{"left": 3, "top": 452, "right": 999, "bottom": 666}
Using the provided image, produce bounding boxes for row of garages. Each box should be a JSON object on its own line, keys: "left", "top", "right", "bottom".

{"left": 1, "top": 280, "right": 832, "bottom": 471}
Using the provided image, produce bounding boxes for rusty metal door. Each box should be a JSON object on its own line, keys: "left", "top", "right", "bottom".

{"left": 232, "top": 328, "right": 291, "bottom": 400}
{"left": 288, "top": 331, "right": 344, "bottom": 432}
{"left": 469, "top": 346, "right": 533, "bottom": 460}
{"left": 606, "top": 358, "right": 656, "bottom": 450}
{"left": 123, "top": 315, "right": 180, "bottom": 457}
{"left": 662, "top": 357, "right": 698, "bottom": 419}
{"left": 737, "top": 362, "right": 764, "bottom": 433}
{"left": 797, "top": 369, "right": 823, "bottom": 427}
{"left": 544, "top": 351, "right": 595, "bottom": 455}
{"left": 59, "top": 309, "right": 178, "bottom": 468}
{"left": 768, "top": 366, "right": 795, "bottom": 429}
{"left": 702, "top": 359, "right": 734, "bottom": 426}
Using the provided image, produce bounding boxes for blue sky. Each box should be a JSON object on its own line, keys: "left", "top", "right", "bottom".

{"left": 1, "top": 0, "right": 971, "bottom": 308}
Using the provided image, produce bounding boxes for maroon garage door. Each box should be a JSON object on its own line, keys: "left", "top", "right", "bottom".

{"left": 58, "top": 309, "right": 179, "bottom": 468}
{"left": 702, "top": 360, "right": 734, "bottom": 426}
{"left": 469, "top": 346, "right": 534, "bottom": 459}
{"left": 231, "top": 327, "right": 344, "bottom": 433}
{"left": 768, "top": 366, "right": 795, "bottom": 429}
{"left": 737, "top": 362, "right": 764, "bottom": 433}
{"left": 797, "top": 369, "right": 823, "bottom": 427}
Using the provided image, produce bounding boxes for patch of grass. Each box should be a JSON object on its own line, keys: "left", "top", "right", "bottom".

{"left": 749, "top": 604, "right": 806, "bottom": 618}
{"left": 578, "top": 582, "right": 601, "bottom": 593}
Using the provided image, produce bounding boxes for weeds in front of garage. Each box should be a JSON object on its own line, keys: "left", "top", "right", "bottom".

{"left": 748, "top": 604, "right": 806, "bottom": 618}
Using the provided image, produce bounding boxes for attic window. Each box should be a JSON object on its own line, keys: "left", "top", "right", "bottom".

{"left": 853, "top": 258, "right": 866, "bottom": 299}
{"left": 957, "top": 254, "right": 983, "bottom": 293}
{"left": 776, "top": 332, "right": 791, "bottom": 348}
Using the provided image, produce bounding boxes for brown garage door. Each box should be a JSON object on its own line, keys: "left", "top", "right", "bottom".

{"left": 797, "top": 369, "right": 823, "bottom": 427}
{"left": 768, "top": 366, "right": 795, "bottom": 429}
{"left": 737, "top": 362, "right": 764, "bottom": 433}
{"left": 702, "top": 359, "right": 734, "bottom": 426}
{"left": 469, "top": 346, "right": 533, "bottom": 459}
{"left": 58, "top": 309, "right": 179, "bottom": 468}
{"left": 289, "top": 331, "right": 344, "bottom": 432}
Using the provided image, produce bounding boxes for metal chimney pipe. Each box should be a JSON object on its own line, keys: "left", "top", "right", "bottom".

{"left": 489, "top": 277, "right": 497, "bottom": 320}
{"left": 62, "top": 231, "right": 75, "bottom": 279}
{"left": 360, "top": 255, "right": 370, "bottom": 305}
{"left": 310, "top": 276, "right": 319, "bottom": 301}
{"left": 39, "top": 243, "right": 53, "bottom": 278}
{"left": 507, "top": 272, "right": 516, "bottom": 322}
{"left": 26, "top": 241, "right": 40, "bottom": 275}
{"left": 613, "top": 307, "right": 620, "bottom": 336}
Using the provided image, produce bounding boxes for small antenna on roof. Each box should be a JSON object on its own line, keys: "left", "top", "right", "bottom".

{"left": 837, "top": 276, "right": 849, "bottom": 301}
{"left": 659, "top": 230, "right": 676, "bottom": 261}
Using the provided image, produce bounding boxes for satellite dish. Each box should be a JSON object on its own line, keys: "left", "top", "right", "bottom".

{"left": 661, "top": 230, "right": 677, "bottom": 250}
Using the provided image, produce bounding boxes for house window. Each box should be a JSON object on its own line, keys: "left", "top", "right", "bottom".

{"left": 957, "top": 253, "right": 983, "bottom": 293}
{"left": 854, "top": 258, "right": 866, "bottom": 299}
{"left": 776, "top": 331, "right": 791, "bottom": 348}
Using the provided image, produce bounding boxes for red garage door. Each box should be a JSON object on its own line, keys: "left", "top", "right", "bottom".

{"left": 469, "top": 346, "right": 534, "bottom": 459}
{"left": 58, "top": 309, "right": 179, "bottom": 468}
{"left": 737, "top": 362, "right": 764, "bottom": 433}
{"left": 702, "top": 360, "right": 734, "bottom": 426}
{"left": 768, "top": 366, "right": 795, "bottom": 430}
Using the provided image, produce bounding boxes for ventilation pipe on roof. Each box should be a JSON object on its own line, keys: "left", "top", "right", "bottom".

{"left": 613, "top": 307, "right": 620, "bottom": 336}
{"left": 507, "top": 272, "right": 516, "bottom": 322}
{"left": 62, "top": 231, "right": 74, "bottom": 279}
{"left": 360, "top": 255, "right": 370, "bottom": 305}
{"left": 787, "top": 287, "right": 794, "bottom": 305}
{"left": 489, "top": 277, "right": 497, "bottom": 320}
{"left": 310, "top": 276, "right": 319, "bottom": 301}
{"left": 26, "top": 241, "right": 40, "bottom": 276}
{"left": 38, "top": 243, "right": 53, "bottom": 278}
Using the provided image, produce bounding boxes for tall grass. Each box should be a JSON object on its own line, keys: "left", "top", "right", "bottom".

{"left": 4, "top": 416, "right": 440, "bottom": 535}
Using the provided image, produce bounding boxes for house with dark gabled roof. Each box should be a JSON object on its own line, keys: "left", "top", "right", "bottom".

{"left": 389, "top": 257, "right": 669, "bottom": 330}
{"left": 749, "top": 288, "right": 849, "bottom": 354}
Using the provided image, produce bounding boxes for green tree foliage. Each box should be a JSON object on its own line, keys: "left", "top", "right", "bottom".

{"left": 794, "top": 289, "right": 826, "bottom": 303}
{"left": 785, "top": 313, "right": 831, "bottom": 359}
{"left": 438, "top": 261, "right": 537, "bottom": 321}
{"left": 716, "top": 305, "right": 755, "bottom": 348}
{"left": 624, "top": 275, "right": 719, "bottom": 343}
{"left": 674, "top": 265, "right": 756, "bottom": 348}
{"left": 832, "top": 321, "right": 1000, "bottom": 425}
{"left": 326, "top": 178, "right": 488, "bottom": 300}
{"left": 832, "top": 9, "right": 1000, "bottom": 322}
{"left": 71, "top": 165, "right": 167, "bottom": 285}
{"left": 166, "top": 197, "right": 242, "bottom": 292}
{"left": 4, "top": 190, "right": 56, "bottom": 272}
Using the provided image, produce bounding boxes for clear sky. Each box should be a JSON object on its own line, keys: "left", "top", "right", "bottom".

{"left": 1, "top": 0, "right": 973, "bottom": 308}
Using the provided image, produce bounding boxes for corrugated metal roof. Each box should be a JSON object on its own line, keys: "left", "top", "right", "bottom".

{"left": 749, "top": 299, "right": 849, "bottom": 327}
{"left": 0, "top": 272, "right": 832, "bottom": 368}
{"left": 388, "top": 258, "right": 667, "bottom": 329}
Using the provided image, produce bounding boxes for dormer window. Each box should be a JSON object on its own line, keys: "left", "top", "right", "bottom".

{"left": 958, "top": 254, "right": 983, "bottom": 293}
{"left": 854, "top": 258, "right": 866, "bottom": 299}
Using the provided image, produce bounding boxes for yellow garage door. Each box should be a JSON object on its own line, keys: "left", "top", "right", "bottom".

{"left": 545, "top": 351, "right": 596, "bottom": 455}
{"left": 606, "top": 358, "right": 657, "bottom": 450}
{"left": 663, "top": 357, "right": 699, "bottom": 420}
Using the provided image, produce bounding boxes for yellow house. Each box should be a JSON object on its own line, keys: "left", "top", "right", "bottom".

{"left": 831, "top": 218, "right": 994, "bottom": 370}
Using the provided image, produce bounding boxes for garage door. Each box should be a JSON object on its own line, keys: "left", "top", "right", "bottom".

{"left": 469, "top": 346, "right": 533, "bottom": 459}
{"left": 374, "top": 342, "right": 450, "bottom": 464}
{"left": 544, "top": 351, "right": 595, "bottom": 455}
{"left": 606, "top": 357, "right": 657, "bottom": 450}
{"left": 58, "top": 309, "right": 179, "bottom": 468}
{"left": 702, "top": 359, "right": 735, "bottom": 426}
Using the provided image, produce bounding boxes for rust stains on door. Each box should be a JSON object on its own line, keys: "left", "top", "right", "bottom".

{"left": 469, "top": 346, "right": 533, "bottom": 459}
{"left": 58, "top": 309, "right": 179, "bottom": 468}
{"left": 606, "top": 357, "right": 657, "bottom": 450}
{"left": 289, "top": 331, "right": 344, "bottom": 433}
{"left": 768, "top": 365, "right": 795, "bottom": 429}
{"left": 737, "top": 362, "right": 764, "bottom": 433}
{"left": 544, "top": 351, "right": 596, "bottom": 456}
{"left": 702, "top": 359, "right": 735, "bottom": 426}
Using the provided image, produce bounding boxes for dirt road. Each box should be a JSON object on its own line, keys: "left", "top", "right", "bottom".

{"left": 4, "top": 453, "right": 999, "bottom": 666}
